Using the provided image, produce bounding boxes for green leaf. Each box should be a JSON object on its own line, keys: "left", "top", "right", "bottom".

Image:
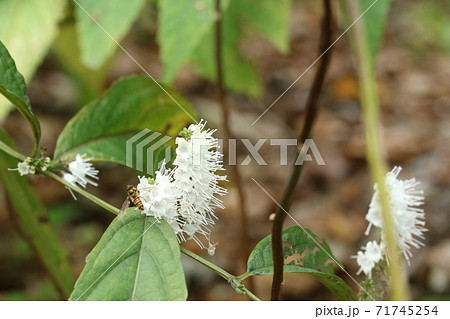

{"left": 52, "top": 23, "right": 109, "bottom": 105}
{"left": 341, "top": 0, "right": 391, "bottom": 64}
{"left": 70, "top": 209, "right": 187, "bottom": 300}
{"left": 0, "top": 40, "right": 41, "bottom": 156}
{"left": 158, "top": 0, "right": 217, "bottom": 83}
{"left": 159, "top": 0, "right": 290, "bottom": 97}
{"left": 0, "top": 0, "right": 66, "bottom": 118}
{"left": 74, "top": 0, "right": 146, "bottom": 69}
{"left": 191, "top": 1, "right": 263, "bottom": 97}
{"left": 54, "top": 76, "right": 195, "bottom": 173}
{"left": 245, "top": 226, "right": 356, "bottom": 300}
{"left": 360, "top": 0, "right": 391, "bottom": 63}
{"left": 232, "top": 0, "right": 291, "bottom": 54}
{"left": 0, "top": 129, "right": 74, "bottom": 298}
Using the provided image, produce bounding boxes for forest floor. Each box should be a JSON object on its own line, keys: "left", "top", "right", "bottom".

{"left": 0, "top": 0, "right": 449, "bottom": 300}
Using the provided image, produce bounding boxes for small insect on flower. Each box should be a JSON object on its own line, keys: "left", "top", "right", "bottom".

{"left": 118, "top": 185, "right": 144, "bottom": 219}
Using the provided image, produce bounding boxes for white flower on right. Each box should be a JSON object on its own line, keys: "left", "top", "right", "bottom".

{"left": 365, "top": 166, "right": 426, "bottom": 262}
{"left": 172, "top": 121, "right": 227, "bottom": 248}
{"left": 354, "top": 241, "right": 384, "bottom": 278}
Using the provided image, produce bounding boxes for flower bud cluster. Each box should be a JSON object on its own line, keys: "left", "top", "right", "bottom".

{"left": 9, "top": 156, "right": 51, "bottom": 176}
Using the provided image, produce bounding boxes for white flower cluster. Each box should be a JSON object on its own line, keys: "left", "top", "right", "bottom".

{"left": 9, "top": 156, "right": 51, "bottom": 176}
{"left": 137, "top": 121, "right": 226, "bottom": 253}
{"left": 63, "top": 154, "right": 99, "bottom": 188}
{"left": 354, "top": 241, "right": 384, "bottom": 278}
{"left": 355, "top": 166, "right": 426, "bottom": 277}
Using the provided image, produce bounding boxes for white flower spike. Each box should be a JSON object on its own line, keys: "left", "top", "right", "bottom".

{"left": 365, "top": 166, "right": 426, "bottom": 262}
{"left": 137, "top": 120, "right": 227, "bottom": 251}
{"left": 64, "top": 154, "right": 99, "bottom": 188}
{"left": 172, "top": 120, "right": 227, "bottom": 247}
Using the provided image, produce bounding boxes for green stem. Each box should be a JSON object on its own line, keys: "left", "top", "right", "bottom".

{"left": 0, "top": 139, "right": 120, "bottom": 216}
{"left": 181, "top": 246, "right": 230, "bottom": 280}
{"left": 236, "top": 271, "right": 251, "bottom": 281}
{"left": 43, "top": 171, "right": 119, "bottom": 215}
{"left": 0, "top": 140, "right": 26, "bottom": 161}
{"left": 243, "top": 286, "right": 261, "bottom": 302}
{"left": 180, "top": 246, "right": 262, "bottom": 301}
{"left": 345, "top": 0, "right": 408, "bottom": 300}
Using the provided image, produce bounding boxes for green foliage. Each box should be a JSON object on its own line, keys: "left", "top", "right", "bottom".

{"left": 0, "top": 129, "right": 74, "bottom": 299}
{"left": 232, "top": 0, "right": 291, "bottom": 54}
{"left": 74, "top": 0, "right": 147, "bottom": 69}
{"left": 159, "top": 0, "right": 291, "bottom": 97}
{"left": 0, "top": 0, "right": 66, "bottom": 118}
{"left": 0, "top": 41, "right": 41, "bottom": 156}
{"left": 0, "top": 0, "right": 389, "bottom": 301}
{"left": 406, "top": 1, "right": 450, "bottom": 53}
{"left": 52, "top": 24, "right": 109, "bottom": 105}
{"left": 70, "top": 209, "right": 188, "bottom": 301}
{"left": 158, "top": 0, "right": 219, "bottom": 83}
{"left": 341, "top": 0, "right": 392, "bottom": 65}
{"left": 54, "top": 75, "right": 195, "bottom": 173}
{"left": 2, "top": 279, "right": 60, "bottom": 301}
{"left": 359, "top": 0, "right": 391, "bottom": 64}
{"left": 244, "top": 226, "right": 356, "bottom": 300}
{"left": 190, "top": 3, "right": 263, "bottom": 97}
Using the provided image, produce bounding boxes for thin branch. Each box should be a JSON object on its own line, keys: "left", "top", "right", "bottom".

{"left": 0, "top": 140, "right": 26, "bottom": 161}
{"left": 270, "top": 0, "right": 334, "bottom": 300}
{"left": 42, "top": 171, "right": 119, "bottom": 215}
{"left": 180, "top": 246, "right": 262, "bottom": 301}
{"left": 215, "top": 0, "right": 254, "bottom": 290}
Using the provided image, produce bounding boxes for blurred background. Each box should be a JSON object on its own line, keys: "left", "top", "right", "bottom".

{"left": 0, "top": 0, "right": 449, "bottom": 300}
